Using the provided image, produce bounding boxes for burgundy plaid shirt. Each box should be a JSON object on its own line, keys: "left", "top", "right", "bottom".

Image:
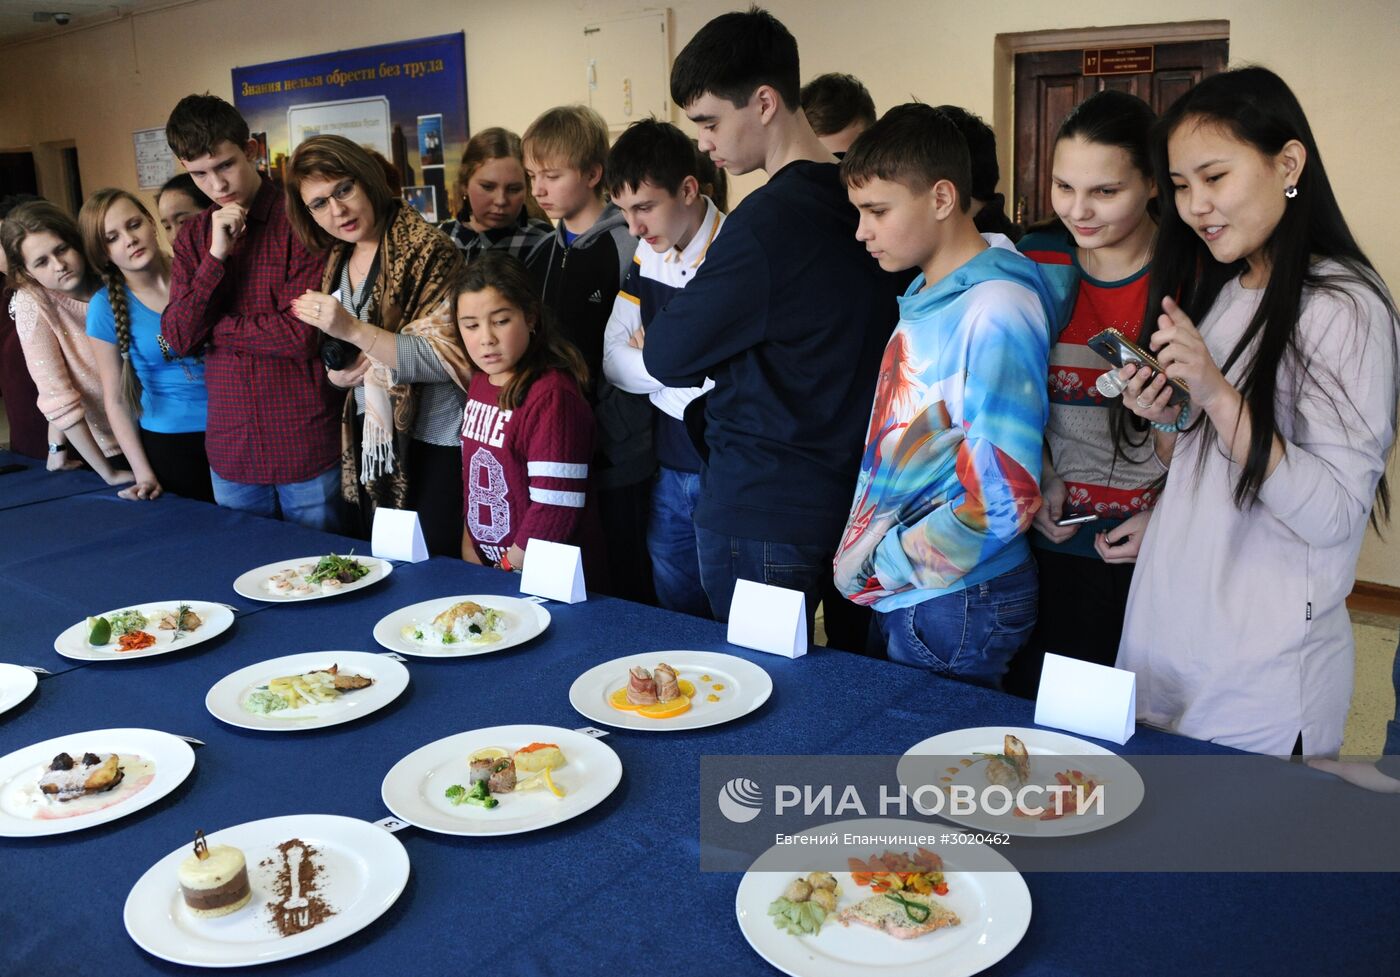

{"left": 162, "top": 176, "right": 342, "bottom": 484}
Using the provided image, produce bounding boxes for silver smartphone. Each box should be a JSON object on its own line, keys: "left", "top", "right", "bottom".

{"left": 1054, "top": 513, "right": 1100, "bottom": 527}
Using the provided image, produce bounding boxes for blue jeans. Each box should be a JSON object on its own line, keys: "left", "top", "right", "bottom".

{"left": 648, "top": 468, "right": 709, "bottom": 617}
{"left": 875, "top": 559, "right": 1039, "bottom": 690}
{"left": 210, "top": 465, "right": 345, "bottom": 533}
{"left": 1386, "top": 634, "right": 1400, "bottom": 757}
{"left": 695, "top": 526, "right": 830, "bottom": 635}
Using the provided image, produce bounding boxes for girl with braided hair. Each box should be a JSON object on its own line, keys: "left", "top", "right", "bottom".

{"left": 80, "top": 188, "right": 212, "bottom": 502}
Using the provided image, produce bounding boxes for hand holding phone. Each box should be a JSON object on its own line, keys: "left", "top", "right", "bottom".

{"left": 1055, "top": 513, "right": 1099, "bottom": 527}
{"left": 1087, "top": 328, "right": 1190, "bottom": 407}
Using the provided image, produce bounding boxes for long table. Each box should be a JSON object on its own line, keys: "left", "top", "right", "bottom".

{"left": 1, "top": 469, "right": 1396, "bottom": 976}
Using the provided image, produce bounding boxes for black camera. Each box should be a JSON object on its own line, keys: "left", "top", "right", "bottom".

{"left": 319, "top": 335, "right": 360, "bottom": 371}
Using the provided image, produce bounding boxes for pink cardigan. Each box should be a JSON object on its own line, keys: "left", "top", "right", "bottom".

{"left": 9, "top": 285, "right": 119, "bottom": 456}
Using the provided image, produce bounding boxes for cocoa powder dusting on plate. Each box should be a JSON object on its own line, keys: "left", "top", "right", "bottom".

{"left": 257, "top": 837, "right": 336, "bottom": 936}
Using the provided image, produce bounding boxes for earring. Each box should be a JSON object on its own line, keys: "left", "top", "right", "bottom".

{"left": 1284, "top": 185, "right": 1298, "bottom": 199}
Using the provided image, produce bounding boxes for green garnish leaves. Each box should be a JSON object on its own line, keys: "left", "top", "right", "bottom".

{"left": 306, "top": 552, "right": 370, "bottom": 585}
{"left": 884, "top": 891, "right": 931, "bottom": 923}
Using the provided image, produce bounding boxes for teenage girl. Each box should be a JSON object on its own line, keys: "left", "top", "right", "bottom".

{"left": 2, "top": 200, "right": 132, "bottom": 485}
{"left": 155, "top": 173, "right": 213, "bottom": 244}
{"left": 455, "top": 251, "right": 605, "bottom": 582}
{"left": 1007, "top": 90, "right": 1161, "bottom": 695}
{"left": 440, "top": 127, "right": 553, "bottom": 264}
{"left": 1118, "top": 67, "right": 1398, "bottom": 756}
{"left": 80, "top": 188, "right": 212, "bottom": 502}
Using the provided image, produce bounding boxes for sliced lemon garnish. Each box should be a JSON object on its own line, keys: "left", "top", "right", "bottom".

{"left": 544, "top": 766, "right": 565, "bottom": 798}
{"left": 468, "top": 746, "right": 509, "bottom": 763}
{"left": 515, "top": 771, "right": 546, "bottom": 792}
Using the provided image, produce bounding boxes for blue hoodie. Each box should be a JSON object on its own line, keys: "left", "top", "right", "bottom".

{"left": 834, "top": 235, "right": 1077, "bottom": 612}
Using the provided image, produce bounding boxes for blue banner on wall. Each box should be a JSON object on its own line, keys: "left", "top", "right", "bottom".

{"left": 231, "top": 32, "right": 467, "bottom": 222}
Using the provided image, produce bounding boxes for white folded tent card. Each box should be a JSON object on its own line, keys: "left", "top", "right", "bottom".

{"left": 518, "top": 538, "right": 586, "bottom": 603}
{"left": 1033, "top": 653, "right": 1137, "bottom": 745}
{"left": 727, "top": 578, "right": 807, "bottom": 658}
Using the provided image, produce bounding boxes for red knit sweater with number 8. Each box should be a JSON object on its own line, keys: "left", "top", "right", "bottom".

{"left": 460, "top": 368, "right": 607, "bottom": 582}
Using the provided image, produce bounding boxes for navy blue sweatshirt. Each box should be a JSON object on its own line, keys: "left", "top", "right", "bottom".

{"left": 643, "top": 160, "right": 903, "bottom": 546}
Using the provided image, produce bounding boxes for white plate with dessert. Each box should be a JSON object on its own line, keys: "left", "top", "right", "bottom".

{"left": 569, "top": 651, "right": 773, "bottom": 731}
{"left": 735, "top": 819, "right": 1031, "bottom": 977}
{"left": 897, "top": 726, "right": 1145, "bottom": 838}
{"left": 53, "top": 601, "right": 235, "bottom": 662}
{"left": 372, "top": 595, "right": 550, "bottom": 658}
{"left": 0, "top": 662, "right": 39, "bottom": 716}
{"left": 381, "top": 724, "right": 621, "bottom": 836}
{"left": 232, "top": 553, "right": 392, "bottom": 603}
{"left": 205, "top": 652, "right": 410, "bottom": 732}
{"left": 0, "top": 727, "right": 195, "bottom": 837}
{"left": 124, "top": 814, "right": 410, "bottom": 968}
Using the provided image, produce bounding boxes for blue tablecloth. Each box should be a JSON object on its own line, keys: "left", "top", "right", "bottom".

{"left": 1, "top": 468, "right": 1396, "bottom": 976}
{"left": 0, "top": 448, "right": 111, "bottom": 510}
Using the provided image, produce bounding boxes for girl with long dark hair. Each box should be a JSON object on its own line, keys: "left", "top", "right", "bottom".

{"left": 455, "top": 251, "right": 605, "bottom": 581}
{"left": 1117, "top": 66, "right": 1398, "bottom": 756}
{"left": 1009, "top": 91, "right": 1162, "bottom": 693}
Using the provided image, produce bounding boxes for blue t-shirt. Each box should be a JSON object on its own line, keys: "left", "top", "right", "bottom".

{"left": 86, "top": 285, "right": 208, "bottom": 434}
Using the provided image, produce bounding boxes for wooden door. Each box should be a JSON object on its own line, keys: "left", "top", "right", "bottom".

{"left": 1013, "top": 39, "right": 1228, "bottom": 225}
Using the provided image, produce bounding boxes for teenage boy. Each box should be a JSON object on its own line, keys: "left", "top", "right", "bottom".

{"left": 523, "top": 104, "right": 652, "bottom": 601}
{"left": 934, "top": 105, "right": 1023, "bottom": 242}
{"left": 643, "top": 8, "right": 903, "bottom": 639}
{"left": 161, "top": 94, "right": 342, "bottom": 529}
{"left": 799, "top": 72, "right": 877, "bottom": 156}
{"left": 602, "top": 120, "right": 726, "bottom": 617}
{"left": 833, "top": 104, "right": 1076, "bottom": 689}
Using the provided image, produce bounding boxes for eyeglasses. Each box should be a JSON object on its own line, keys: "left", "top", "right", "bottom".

{"left": 304, "top": 178, "right": 357, "bottom": 214}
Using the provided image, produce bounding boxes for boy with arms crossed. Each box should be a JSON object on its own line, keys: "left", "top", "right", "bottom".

{"left": 603, "top": 119, "right": 725, "bottom": 617}
{"left": 833, "top": 104, "right": 1075, "bottom": 688}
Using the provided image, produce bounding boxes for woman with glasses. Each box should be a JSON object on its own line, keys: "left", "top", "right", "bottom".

{"left": 286, "top": 135, "right": 470, "bottom": 555}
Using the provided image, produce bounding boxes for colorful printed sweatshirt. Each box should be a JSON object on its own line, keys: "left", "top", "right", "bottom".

{"left": 834, "top": 235, "right": 1077, "bottom": 611}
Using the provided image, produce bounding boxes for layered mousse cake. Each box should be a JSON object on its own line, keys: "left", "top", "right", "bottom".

{"left": 178, "top": 830, "right": 252, "bottom": 918}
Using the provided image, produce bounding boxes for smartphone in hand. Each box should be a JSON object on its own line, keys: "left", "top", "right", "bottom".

{"left": 1087, "top": 328, "right": 1190, "bottom": 407}
{"left": 1055, "top": 513, "right": 1099, "bottom": 527}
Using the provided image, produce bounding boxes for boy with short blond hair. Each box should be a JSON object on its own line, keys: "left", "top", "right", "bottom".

{"left": 522, "top": 104, "right": 651, "bottom": 601}
{"left": 833, "top": 103, "right": 1076, "bottom": 688}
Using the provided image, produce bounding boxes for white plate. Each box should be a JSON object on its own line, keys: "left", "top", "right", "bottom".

{"left": 735, "top": 819, "right": 1031, "bottom": 977}
{"left": 54, "top": 601, "right": 235, "bottom": 662}
{"left": 0, "top": 728, "right": 195, "bottom": 837}
{"left": 898, "top": 726, "right": 1145, "bottom": 837}
{"left": 205, "top": 652, "right": 410, "bottom": 732}
{"left": 0, "top": 663, "right": 39, "bottom": 716}
{"left": 124, "top": 813, "right": 409, "bottom": 968}
{"left": 569, "top": 651, "right": 773, "bottom": 731}
{"left": 372, "top": 595, "right": 550, "bottom": 658}
{"left": 381, "top": 724, "right": 621, "bottom": 836}
{"left": 233, "top": 556, "right": 392, "bottom": 603}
